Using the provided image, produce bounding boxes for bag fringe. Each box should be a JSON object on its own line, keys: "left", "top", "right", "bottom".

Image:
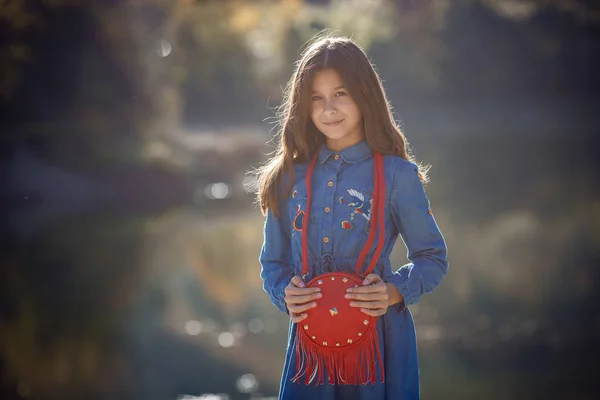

{"left": 291, "top": 323, "right": 385, "bottom": 385}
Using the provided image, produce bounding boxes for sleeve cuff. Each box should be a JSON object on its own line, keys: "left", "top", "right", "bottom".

{"left": 385, "top": 265, "right": 420, "bottom": 310}
{"left": 275, "top": 279, "right": 291, "bottom": 315}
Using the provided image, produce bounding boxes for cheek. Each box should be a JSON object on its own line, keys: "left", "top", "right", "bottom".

{"left": 311, "top": 104, "right": 321, "bottom": 121}
{"left": 338, "top": 99, "right": 360, "bottom": 117}
{"left": 345, "top": 103, "right": 362, "bottom": 122}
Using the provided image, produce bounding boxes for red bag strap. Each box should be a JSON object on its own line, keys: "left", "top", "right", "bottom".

{"left": 301, "top": 150, "right": 386, "bottom": 278}
{"left": 301, "top": 153, "right": 318, "bottom": 278}
{"left": 356, "top": 152, "right": 386, "bottom": 277}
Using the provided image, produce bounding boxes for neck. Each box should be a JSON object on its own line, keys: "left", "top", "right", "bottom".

{"left": 325, "top": 135, "right": 365, "bottom": 153}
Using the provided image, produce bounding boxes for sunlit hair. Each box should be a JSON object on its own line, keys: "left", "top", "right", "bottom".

{"left": 256, "top": 32, "right": 429, "bottom": 217}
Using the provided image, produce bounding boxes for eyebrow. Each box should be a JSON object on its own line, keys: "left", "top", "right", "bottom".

{"left": 312, "top": 85, "right": 346, "bottom": 93}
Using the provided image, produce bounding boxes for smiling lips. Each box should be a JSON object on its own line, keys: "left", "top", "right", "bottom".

{"left": 322, "top": 119, "right": 344, "bottom": 127}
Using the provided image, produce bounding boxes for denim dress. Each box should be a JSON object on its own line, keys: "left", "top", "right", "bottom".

{"left": 259, "top": 140, "right": 449, "bottom": 400}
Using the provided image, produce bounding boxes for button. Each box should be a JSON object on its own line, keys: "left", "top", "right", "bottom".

{"left": 327, "top": 181, "right": 333, "bottom": 187}
{"left": 323, "top": 237, "right": 329, "bottom": 243}
{"left": 325, "top": 207, "right": 331, "bottom": 213}
{"left": 334, "top": 154, "right": 340, "bottom": 160}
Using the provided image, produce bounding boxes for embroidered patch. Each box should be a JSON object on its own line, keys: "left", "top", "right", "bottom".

{"left": 341, "top": 220, "right": 352, "bottom": 230}
{"left": 293, "top": 207, "right": 305, "bottom": 231}
{"left": 339, "top": 189, "right": 373, "bottom": 221}
{"left": 292, "top": 190, "right": 297, "bottom": 198}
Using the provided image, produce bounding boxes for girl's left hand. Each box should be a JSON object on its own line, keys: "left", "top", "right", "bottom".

{"left": 345, "top": 273, "right": 390, "bottom": 316}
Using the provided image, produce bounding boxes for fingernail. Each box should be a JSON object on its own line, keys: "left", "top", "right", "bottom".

{"left": 345, "top": 294, "right": 351, "bottom": 299}
{"left": 363, "top": 279, "right": 369, "bottom": 285}
{"left": 316, "top": 293, "right": 322, "bottom": 298}
{"left": 299, "top": 282, "right": 305, "bottom": 288}
{"left": 314, "top": 288, "right": 321, "bottom": 292}
{"left": 312, "top": 303, "right": 317, "bottom": 307}
{"left": 346, "top": 288, "right": 352, "bottom": 293}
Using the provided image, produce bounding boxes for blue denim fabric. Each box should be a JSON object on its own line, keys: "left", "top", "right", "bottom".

{"left": 259, "top": 140, "right": 448, "bottom": 399}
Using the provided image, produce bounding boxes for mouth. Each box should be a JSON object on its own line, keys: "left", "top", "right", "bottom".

{"left": 322, "top": 119, "right": 344, "bottom": 127}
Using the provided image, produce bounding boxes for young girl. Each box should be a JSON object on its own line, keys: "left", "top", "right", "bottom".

{"left": 256, "top": 33, "right": 448, "bottom": 400}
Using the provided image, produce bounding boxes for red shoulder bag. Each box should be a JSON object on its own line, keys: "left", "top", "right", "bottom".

{"left": 291, "top": 151, "right": 386, "bottom": 385}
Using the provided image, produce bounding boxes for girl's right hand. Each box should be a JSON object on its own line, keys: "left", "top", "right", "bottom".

{"left": 284, "top": 275, "right": 322, "bottom": 323}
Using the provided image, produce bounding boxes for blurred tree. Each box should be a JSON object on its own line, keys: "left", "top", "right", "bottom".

{"left": 3, "top": 0, "right": 597, "bottom": 166}
{"left": 0, "top": 0, "right": 78, "bottom": 102}
{"left": 481, "top": 0, "right": 600, "bottom": 22}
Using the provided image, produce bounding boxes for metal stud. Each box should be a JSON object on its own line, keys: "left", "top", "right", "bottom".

{"left": 331, "top": 276, "right": 335, "bottom": 281}
{"left": 318, "top": 279, "right": 323, "bottom": 285}
{"left": 323, "top": 341, "right": 328, "bottom": 346}
{"left": 347, "top": 339, "right": 353, "bottom": 344}
{"left": 329, "top": 307, "right": 338, "bottom": 316}
{"left": 336, "top": 343, "right": 340, "bottom": 347}
{"left": 304, "top": 325, "right": 308, "bottom": 330}
{"left": 363, "top": 320, "right": 369, "bottom": 325}
{"left": 312, "top": 336, "right": 316, "bottom": 339}
{"left": 342, "top": 277, "right": 349, "bottom": 283}
{"left": 358, "top": 332, "right": 363, "bottom": 336}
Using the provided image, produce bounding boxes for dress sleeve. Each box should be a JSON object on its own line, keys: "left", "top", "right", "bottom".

{"left": 259, "top": 196, "right": 295, "bottom": 314}
{"left": 385, "top": 161, "right": 449, "bottom": 309}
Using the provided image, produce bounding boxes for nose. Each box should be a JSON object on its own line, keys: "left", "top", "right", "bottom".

{"left": 323, "top": 98, "right": 337, "bottom": 115}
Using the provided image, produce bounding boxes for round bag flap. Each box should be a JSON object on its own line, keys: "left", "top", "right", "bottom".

{"left": 299, "top": 272, "right": 377, "bottom": 349}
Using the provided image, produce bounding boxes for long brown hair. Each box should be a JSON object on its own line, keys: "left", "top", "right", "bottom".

{"left": 256, "top": 32, "right": 429, "bottom": 217}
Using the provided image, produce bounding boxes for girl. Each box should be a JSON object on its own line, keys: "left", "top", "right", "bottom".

{"left": 256, "top": 33, "right": 448, "bottom": 400}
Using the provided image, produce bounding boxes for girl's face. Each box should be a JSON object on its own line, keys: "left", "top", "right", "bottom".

{"left": 310, "top": 68, "right": 364, "bottom": 152}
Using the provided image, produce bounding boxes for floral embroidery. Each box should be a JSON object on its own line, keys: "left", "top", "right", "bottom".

{"left": 341, "top": 220, "right": 352, "bottom": 230}
{"left": 292, "top": 190, "right": 297, "bottom": 198}
{"left": 293, "top": 204, "right": 305, "bottom": 231}
{"left": 339, "top": 189, "right": 373, "bottom": 221}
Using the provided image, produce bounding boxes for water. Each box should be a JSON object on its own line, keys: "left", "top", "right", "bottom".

{"left": 2, "top": 137, "right": 598, "bottom": 399}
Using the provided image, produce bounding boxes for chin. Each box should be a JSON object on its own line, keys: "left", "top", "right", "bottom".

{"left": 320, "top": 133, "right": 347, "bottom": 142}
{"left": 318, "top": 127, "right": 344, "bottom": 138}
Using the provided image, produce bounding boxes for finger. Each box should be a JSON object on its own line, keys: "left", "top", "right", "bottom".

{"left": 285, "top": 285, "right": 321, "bottom": 296}
{"left": 290, "top": 312, "right": 308, "bottom": 323}
{"left": 360, "top": 308, "right": 387, "bottom": 317}
{"left": 284, "top": 291, "right": 322, "bottom": 304}
{"left": 348, "top": 300, "right": 388, "bottom": 310}
{"left": 362, "top": 274, "right": 383, "bottom": 285}
{"left": 346, "top": 282, "right": 387, "bottom": 294}
{"left": 290, "top": 275, "right": 306, "bottom": 288}
{"left": 346, "top": 292, "right": 389, "bottom": 301}
{"left": 288, "top": 301, "right": 318, "bottom": 314}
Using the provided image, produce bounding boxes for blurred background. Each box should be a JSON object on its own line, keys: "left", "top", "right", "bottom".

{"left": 0, "top": 0, "right": 599, "bottom": 399}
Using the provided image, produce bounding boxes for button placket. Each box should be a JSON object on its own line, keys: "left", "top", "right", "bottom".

{"left": 321, "top": 161, "right": 339, "bottom": 255}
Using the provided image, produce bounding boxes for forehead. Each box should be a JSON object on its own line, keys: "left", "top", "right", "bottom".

{"left": 311, "top": 68, "right": 344, "bottom": 91}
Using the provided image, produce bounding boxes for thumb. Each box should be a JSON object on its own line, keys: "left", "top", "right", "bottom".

{"left": 290, "top": 275, "right": 305, "bottom": 288}
{"left": 362, "top": 273, "right": 382, "bottom": 285}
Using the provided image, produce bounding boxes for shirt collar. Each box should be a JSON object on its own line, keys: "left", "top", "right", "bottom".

{"left": 317, "top": 140, "right": 373, "bottom": 164}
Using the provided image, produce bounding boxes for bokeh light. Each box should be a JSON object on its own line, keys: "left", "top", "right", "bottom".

{"left": 217, "top": 332, "right": 235, "bottom": 348}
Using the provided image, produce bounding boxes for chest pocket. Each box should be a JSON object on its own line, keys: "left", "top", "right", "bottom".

{"left": 336, "top": 181, "right": 375, "bottom": 238}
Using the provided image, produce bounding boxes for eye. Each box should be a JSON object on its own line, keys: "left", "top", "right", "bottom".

{"left": 311, "top": 95, "right": 322, "bottom": 101}
{"left": 335, "top": 91, "right": 347, "bottom": 97}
